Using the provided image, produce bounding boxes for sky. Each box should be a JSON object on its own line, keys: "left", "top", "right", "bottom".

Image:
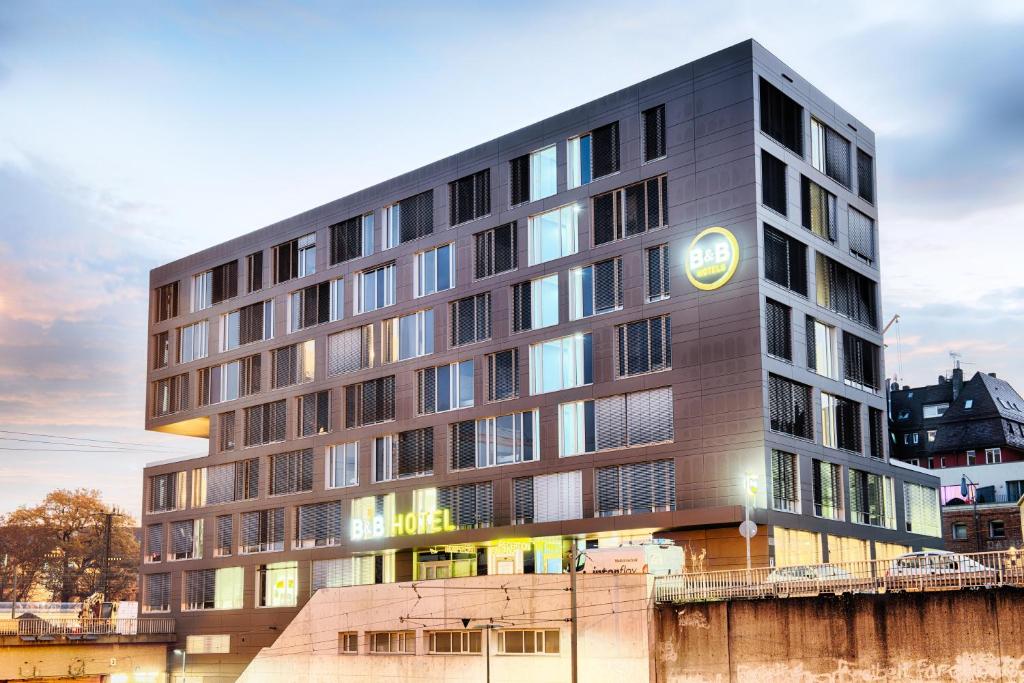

{"left": 0, "top": 1, "right": 1022, "bottom": 519}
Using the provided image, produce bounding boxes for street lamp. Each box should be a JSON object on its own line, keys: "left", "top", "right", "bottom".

{"left": 173, "top": 648, "right": 187, "bottom": 680}
{"left": 961, "top": 474, "right": 981, "bottom": 553}
{"left": 739, "top": 474, "right": 759, "bottom": 571}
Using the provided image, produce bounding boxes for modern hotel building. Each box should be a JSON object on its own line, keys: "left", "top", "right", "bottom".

{"left": 141, "top": 39, "right": 942, "bottom": 679}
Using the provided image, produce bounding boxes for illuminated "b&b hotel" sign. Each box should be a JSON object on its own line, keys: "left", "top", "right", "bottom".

{"left": 351, "top": 508, "right": 457, "bottom": 541}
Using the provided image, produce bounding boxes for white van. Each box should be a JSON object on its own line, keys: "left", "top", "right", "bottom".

{"left": 580, "top": 542, "right": 683, "bottom": 576}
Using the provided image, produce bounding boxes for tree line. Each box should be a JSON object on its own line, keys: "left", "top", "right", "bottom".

{"left": 0, "top": 489, "right": 139, "bottom": 603}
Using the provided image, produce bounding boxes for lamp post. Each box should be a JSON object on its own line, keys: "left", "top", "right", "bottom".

{"left": 961, "top": 474, "right": 981, "bottom": 553}
{"left": 740, "top": 474, "right": 759, "bottom": 571}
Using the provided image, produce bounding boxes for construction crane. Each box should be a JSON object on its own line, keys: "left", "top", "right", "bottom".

{"left": 882, "top": 314, "right": 900, "bottom": 335}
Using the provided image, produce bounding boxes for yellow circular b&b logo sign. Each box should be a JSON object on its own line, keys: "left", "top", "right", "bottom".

{"left": 685, "top": 226, "right": 739, "bottom": 291}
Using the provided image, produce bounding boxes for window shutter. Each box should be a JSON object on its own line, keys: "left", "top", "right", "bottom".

{"left": 439, "top": 482, "right": 493, "bottom": 528}
{"left": 647, "top": 244, "right": 670, "bottom": 300}
{"left": 624, "top": 182, "right": 646, "bottom": 236}
{"left": 642, "top": 104, "right": 666, "bottom": 161}
{"left": 450, "top": 421, "right": 476, "bottom": 471}
{"left": 868, "top": 407, "right": 885, "bottom": 459}
{"left": 207, "top": 463, "right": 234, "bottom": 504}
{"left": 397, "top": 427, "right": 433, "bottom": 477}
{"left": 510, "top": 155, "right": 530, "bottom": 207}
{"left": 297, "top": 501, "right": 342, "bottom": 546}
{"left": 768, "top": 374, "right": 813, "bottom": 439}
{"left": 512, "top": 477, "right": 534, "bottom": 524}
{"left": 805, "top": 316, "right": 817, "bottom": 371}
{"left": 329, "top": 215, "right": 364, "bottom": 266}
{"left": 824, "top": 125, "right": 851, "bottom": 187}
{"left": 270, "top": 449, "right": 314, "bottom": 495}
{"left": 328, "top": 326, "right": 372, "bottom": 377}
{"left": 771, "top": 450, "right": 799, "bottom": 511}
{"left": 813, "top": 459, "right": 843, "bottom": 519}
{"left": 592, "top": 258, "right": 622, "bottom": 313}
{"left": 594, "top": 395, "right": 626, "bottom": 451}
{"left": 759, "top": 78, "right": 803, "bottom": 155}
{"left": 857, "top": 149, "right": 874, "bottom": 203}
{"left": 144, "top": 573, "right": 170, "bottom": 611}
{"left": 488, "top": 349, "right": 518, "bottom": 401}
{"left": 146, "top": 524, "right": 163, "bottom": 561}
{"left": 170, "top": 519, "right": 194, "bottom": 558}
{"left": 596, "top": 460, "right": 675, "bottom": 517}
{"left": 848, "top": 208, "right": 875, "bottom": 262}
{"left": 246, "top": 251, "right": 263, "bottom": 293}
{"left": 761, "top": 152, "right": 787, "bottom": 214}
{"left": 591, "top": 121, "right": 619, "bottom": 179}
{"left": 626, "top": 387, "right": 674, "bottom": 446}
{"left": 216, "top": 515, "right": 232, "bottom": 555}
{"left": 592, "top": 191, "right": 620, "bottom": 246}
{"left": 765, "top": 299, "right": 792, "bottom": 361}
{"left": 512, "top": 282, "right": 531, "bottom": 332}
{"left": 398, "top": 190, "right": 433, "bottom": 243}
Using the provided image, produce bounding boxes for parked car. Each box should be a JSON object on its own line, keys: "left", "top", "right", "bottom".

{"left": 885, "top": 551, "right": 998, "bottom": 589}
{"left": 765, "top": 565, "right": 860, "bottom": 595}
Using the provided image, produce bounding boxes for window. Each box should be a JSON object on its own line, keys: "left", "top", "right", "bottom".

{"left": 271, "top": 340, "right": 315, "bottom": 388}
{"left": 848, "top": 208, "right": 875, "bottom": 263}
{"left": 560, "top": 387, "right": 674, "bottom": 456}
{"left": 967, "top": 449, "right": 976, "bottom": 465}
{"left": 339, "top": 632, "right": 359, "bottom": 654}
{"left": 354, "top": 262, "right": 396, "bottom": 314}
{"left": 450, "top": 169, "right": 490, "bottom": 225}
{"left": 288, "top": 279, "right": 342, "bottom": 332}
{"left": 842, "top": 332, "right": 880, "bottom": 391}
{"left": 986, "top": 448, "right": 1002, "bottom": 464}
{"left": 857, "top": 149, "right": 875, "bottom": 203}
{"left": 449, "top": 292, "right": 491, "bottom": 346}
{"left": 297, "top": 390, "right": 330, "bottom": 437}
{"left": 815, "top": 253, "right": 878, "bottom": 328}
{"left": 765, "top": 299, "right": 791, "bottom": 361}
{"left": 170, "top": 519, "right": 203, "bottom": 560}
{"left": 143, "top": 573, "right": 171, "bottom": 613}
{"left": 498, "top": 629, "right": 560, "bottom": 655}
{"left": 821, "top": 393, "right": 861, "bottom": 453}
{"left": 812, "top": 459, "right": 843, "bottom": 520}
{"left": 805, "top": 317, "right": 836, "bottom": 379}
{"left": 801, "top": 176, "right": 837, "bottom": 242}
{"left": 595, "top": 459, "right": 675, "bottom": 517}
{"left": 243, "top": 400, "right": 287, "bottom": 447}
{"left": 240, "top": 508, "right": 285, "bottom": 553}
{"left": 646, "top": 244, "right": 670, "bottom": 302}
{"left": 771, "top": 450, "right": 799, "bottom": 513}
{"left": 197, "top": 367, "right": 213, "bottom": 407}
{"left": 148, "top": 471, "right": 186, "bottom": 512}
{"left": 415, "top": 244, "right": 454, "bottom": 297}
{"left": 759, "top": 78, "right": 803, "bottom": 155}
{"left": 513, "top": 145, "right": 558, "bottom": 207}
{"left": 439, "top": 482, "right": 493, "bottom": 529}
{"left": 922, "top": 403, "right": 949, "bottom": 419}
{"left": 592, "top": 175, "right": 668, "bottom": 246}
{"left": 295, "top": 500, "right": 342, "bottom": 548}
{"left": 192, "top": 467, "right": 207, "bottom": 507}
{"left": 642, "top": 104, "right": 667, "bottom": 162}
{"left": 569, "top": 257, "right": 622, "bottom": 319}
{"left": 952, "top": 523, "right": 968, "bottom": 540}
{"left": 1007, "top": 480, "right": 1024, "bottom": 502}
{"left": 273, "top": 233, "right": 315, "bottom": 284}
{"left": 270, "top": 449, "right": 314, "bottom": 495}
{"left": 345, "top": 376, "right": 396, "bottom": 427}
{"left": 145, "top": 524, "right": 163, "bottom": 563}
{"left": 474, "top": 222, "right": 517, "bottom": 279}
{"left": 761, "top": 151, "right": 787, "bottom": 215}
{"left": 312, "top": 555, "right": 382, "bottom": 590}
{"left": 616, "top": 316, "right": 671, "bottom": 377}
{"left": 528, "top": 205, "right": 578, "bottom": 265}
{"left": 903, "top": 483, "right": 940, "bottom": 537}
{"left": 246, "top": 251, "right": 263, "bottom": 293}
{"left": 529, "top": 333, "right": 593, "bottom": 394}
{"left": 214, "top": 515, "right": 232, "bottom": 557}
{"left": 370, "top": 631, "right": 415, "bottom": 654}
{"left": 384, "top": 189, "right": 433, "bottom": 249}
{"left": 768, "top": 374, "right": 813, "bottom": 439}
{"left": 568, "top": 121, "right": 619, "bottom": 188}
{"left": 990, "top": 520, "right": 1006, "bottom": 539}
{"left": 329, "top": 213, "right": 374, "bottom": 266}
{"left": 511, "top": 274, "right": 558, "bottom": 332}
{"left": 486, "top": 349, "right": 519, "bottom": 402}
{"left": 868, "top": 407, "right": 885, "bottom": 459}
{"left": 327, "top": 443, "right": 358, "bottom": 488}
{"left": 904, "top": 433, "right": 919, "bottom": 445}
{"left": 151, "top": 374, "right": 189, "bottom": 417}
{"left": 202, "top": 458, "right": 259, "bottom": 505}
{"left": 810, "top": 118, "right": 851, "bottom": 187}
{"left": 152, "top": 331, "right": 170, "bottom": 370}
{"left": 257, "top": 562, "right": 298, "bottom": 607}
{"left": 428, "top": 630, "right": 482, "bottom": 655}
{"left": 373, "top": 428, "right": 433, "bottom": 482}
{"left": 763, "top": 224, "right": 807, "bottom": 296}
{"left": 178, "top": 321, "right": 208, "bottom": 363}
{"left": 192, "top": 260, "right": 238, "bottom": 311}
{"left": 327, "top": 325, "right": 374, "bottom": 376}
{"left": 849, "top": 469, "right": 895, "bottom": 528}
{"left": 221, "top": 300, "right": 274, "bottom": 351}
{"left": 154, "top": 282, "right": 179, "bottom": 322}
{"left": 218, "top": 353, "right": 261, "bottom": 403}
{"left": 512, "top": 471, "right": 583, "bottom": 525}
{"left": 184, "top": 567, "right": 243, "bottom": 611}
{"left": 383, "top": 309, "right": 434, "bottom": 362}
{"left": 417, "top": 361, "right": 474, "bottom": 414}
{"left": 450, "top": 410, "right": 538, "bottom": 470}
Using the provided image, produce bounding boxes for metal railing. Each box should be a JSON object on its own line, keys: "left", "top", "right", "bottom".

{"left": 0, "top": 617, "right": 175, "bottom": 638}
{"left": 655, "top": 549, "right": 1024, "bottom": 603}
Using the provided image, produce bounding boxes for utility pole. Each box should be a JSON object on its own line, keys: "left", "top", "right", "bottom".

{"left": 569, "top": 541, "right": 578, "bottom": 683}
{"left": 98, "top": 508, "right": 124, "bottom": 598}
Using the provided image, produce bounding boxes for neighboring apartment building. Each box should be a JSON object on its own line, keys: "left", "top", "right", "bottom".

{"left": 141, "top": 39, "right": 942, "bottom": 681}
{"left": 889, "top": 365, "right": 1024, "bottom": 551}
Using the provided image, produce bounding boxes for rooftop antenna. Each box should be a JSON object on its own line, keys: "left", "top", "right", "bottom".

{"left": 949, "top": 351, "right": 962, "bottom": 373}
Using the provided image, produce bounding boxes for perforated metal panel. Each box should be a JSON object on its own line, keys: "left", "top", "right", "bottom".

{"left": 761, "top": 151, "right": 787, "bottom": 214}
{"left": 241, "top": 508, "right": 285, "bottom": 553}
{"left": 763, "top": 224, "right": 807, "bottom": 296}
{"left": 450, "top": 292, "right": 491, "bottom": 346}
{"left": 246, "top": 251, "right": 263, "bottom": 293}
{"left": 642, "top": 104, "right": 666, "bottom": 161}
{"left": 857, "top": 149, "right": 875, "bottom": 203}
{"left": 215, "top": 515, "right": 232, "bottom": 556}
{"left": 590, "top": 121, "right": 619, "bottom": 179}
{"left": 765, "top": 298, "right": 792, "bottom": 361}
{"left": 210, "top": 260, "right": 238, "bottom": 305}
{"left": 330, "top": 215, "right": 365, "bottom": 265}
{"left": 345, "top": 375, "right": 396, "bottom": 427}
{"left": 154, "top": 282, "right": 178, "bottom": 323}
{"left": 768, "top": 374, "right": 813, "bottom": 439}
{"left": 813, "top": 459, "right": 843, "bottom": 519}
{"left": 450, "top": 169, "right": 490, "bottom": 226}
{"left": 487, "top": 349, "right": 519, "bottom": 401}
{"left": 759, "top": 78, "right": 803, "bottom": 155}
{"left": 243, "top": 400, "right": 286, "bottom": 447}
{"left": 398, "top": 190, "right": 433, "bottom": 243}
{"left": 815, "top": 253, "right": 877, "bottom": 328}
{"left": 512, "top": 281, "right": 531, "bottom": 332}
{"left": 474, "top": 222, "right": 517, "bottom": 279}
{"left": 238, "top": 301, "right": 266, "bottom": 345}
{"left": 509, "top": 154, "right": 530, "bottom": 207}
{"left": 207, "top": 463, "right": 235, "bottom": 505}
{"left": 848, "top": 208, "right": 875, "bottom": 262}
{"left": 868, "top": 407, "right": 885, "bottom": 460}
{"left": 397, "top": 427, "right": 434, "bottom": 477}
{"left": 595, "top": 459, "right": 675, "bottom": 517}
{"left": 450, "top": 420, "right": 476, "bottom": 471}
{"left": 616, "top": 315, "right": 671, "bottom": 377}
{"left": 824, "top": 124, "right": 851, "bottom": 188}
{"left": 843, "top": 331, "right": 880, "bottom": 390}
{"left": 298, "top": 390, "right": 330, "bottom": 437}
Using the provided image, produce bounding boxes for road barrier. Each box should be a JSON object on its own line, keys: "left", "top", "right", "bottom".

{"left": 654, "top": 549, "right": 1024, "bottom": 603}
{"left": 0, "top": 617, "right": 175, "bottom": 638}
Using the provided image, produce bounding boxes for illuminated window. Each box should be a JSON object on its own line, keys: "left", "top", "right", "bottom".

{"left": 184, "top": 567, "right": 243, "bottom": 611}
{"left": 903, "top": 483, "right": 940, "bottom": 537}
{"left": 257, "top": 562, "right": 298, "bottom": 608}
